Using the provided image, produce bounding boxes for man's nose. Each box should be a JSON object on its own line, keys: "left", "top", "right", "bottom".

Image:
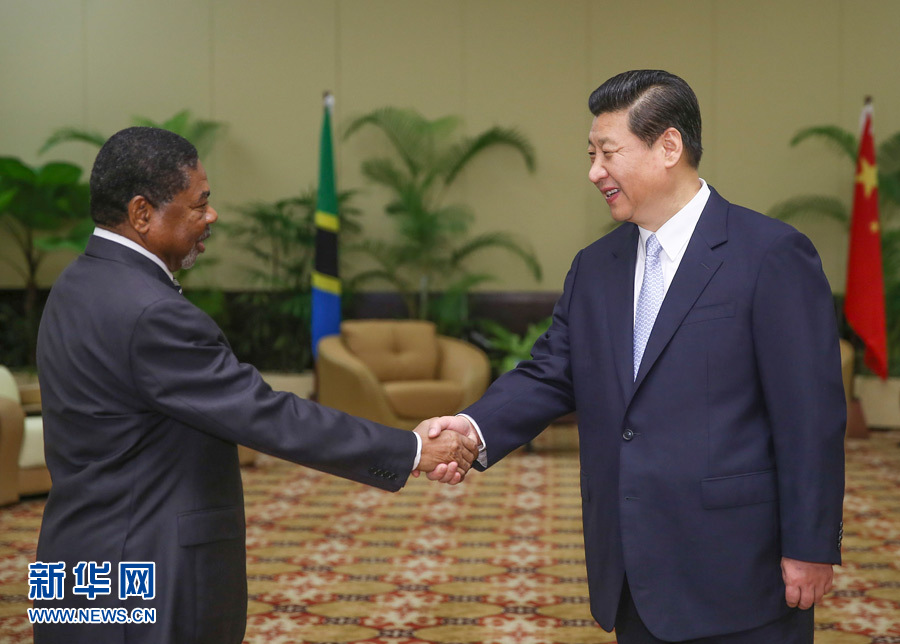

{"left": 588, "top": 159, "right": 608, "bottom": 184}
{"left": 206, "top": 205, "right": 219, "bottom": 224}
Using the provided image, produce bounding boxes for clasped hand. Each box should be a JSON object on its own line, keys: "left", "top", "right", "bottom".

{"left": 411, "top": 416, "right": 481, "bottom": 485}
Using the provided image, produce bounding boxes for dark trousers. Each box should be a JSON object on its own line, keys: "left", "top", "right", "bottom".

{"left": 614, "top": 578, "right": 815, "bottom": 644}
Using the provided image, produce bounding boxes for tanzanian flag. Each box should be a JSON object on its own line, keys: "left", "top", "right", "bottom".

{"left": 311, "top": 93, "right": 341, "bottom": 359}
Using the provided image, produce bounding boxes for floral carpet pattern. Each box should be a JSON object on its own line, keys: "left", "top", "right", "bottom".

{"left": 1, "top": 426, "right": 898, "bottom": 643}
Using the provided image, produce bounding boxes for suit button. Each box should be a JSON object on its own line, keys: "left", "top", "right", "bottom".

{"left": 623, "top": 429, "right": 634, "bottom": 441}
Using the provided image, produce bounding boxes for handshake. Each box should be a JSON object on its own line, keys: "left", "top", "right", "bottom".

{"left": 411, "top": 415, "right": 481, "bottom": 485}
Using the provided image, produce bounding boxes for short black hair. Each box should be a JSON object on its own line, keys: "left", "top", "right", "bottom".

{"left": 588, "top": 70, "right": 703, "bottom": 168}
{"left": 89, "top": 126, "right": 199, "bottom": 226}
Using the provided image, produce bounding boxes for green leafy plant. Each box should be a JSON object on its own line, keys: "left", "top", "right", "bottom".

{"left": 477, "top": 317, "right": 552, "bottom": 376}
{"left": 343, "top": 107, "right": 542, "bottom": 322}
{"left": 0, "top": 156, "right": 91, "bottom": 359}
{"left": 768, "top": 124, "right": 900, "bottom": 376}
{"left": 40, "top": 109, "right": 225, "bottom": 157}
{"left": 221, "top": 187, "right": 361, "bottom": 369}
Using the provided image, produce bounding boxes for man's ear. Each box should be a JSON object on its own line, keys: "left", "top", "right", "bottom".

{"left": 127, "top": 196, "right": 154, "bottom": 235}
{"left": 660, "top": 127, "right": 684, "bottom": 168}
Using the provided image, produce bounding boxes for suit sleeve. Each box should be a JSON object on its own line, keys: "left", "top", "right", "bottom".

{"left": 752, "top": 230, "right": 845, "bottom": 564}
{"left": 463, "top": 251, "right": 581, "bottom": 467}
{"left": 129, "top": 297, "right": 418, "bottom": 491}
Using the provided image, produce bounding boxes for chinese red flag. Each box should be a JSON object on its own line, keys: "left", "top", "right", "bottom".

{"left": 844, "top": 98, "right": 888, "bottom": 379}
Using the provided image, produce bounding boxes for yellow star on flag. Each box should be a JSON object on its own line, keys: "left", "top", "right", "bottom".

{"left": 870, "top": 220, "right": 880, "bottom": 234}
{"left": 856, "top": 158, "right": 878, "bottom": 199}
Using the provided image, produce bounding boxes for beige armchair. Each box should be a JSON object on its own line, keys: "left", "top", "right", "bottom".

{"left": 317, "top": 320, "right": 491, "bottom": 430}
{"left": 0, "top": 366, "right": 51, "bottom": 506}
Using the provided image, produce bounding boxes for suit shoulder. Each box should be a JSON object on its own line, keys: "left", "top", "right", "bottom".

{"left": 713, "top": 198, "right": 826, "bottom": 282}
{"left": 725, "top": 200, "right": 806, "bottom": 243}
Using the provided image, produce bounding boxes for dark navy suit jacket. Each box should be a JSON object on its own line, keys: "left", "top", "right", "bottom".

{"left": 465, "top": 188, "right": 845, "bottom": 640}
{"left": 34, "top": 236, "right": 417, "bottom": 643}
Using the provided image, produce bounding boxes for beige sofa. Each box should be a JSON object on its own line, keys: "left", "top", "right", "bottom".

{"left": 317, "top": 320, "right": 491, "bottom": 430}
{"left": 0, "top": 366, "right": 51, "bottom": 506}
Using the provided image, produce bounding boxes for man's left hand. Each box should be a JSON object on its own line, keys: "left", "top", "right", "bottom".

{"left": 781, "top": 557, "right": 834, "bottom": 610}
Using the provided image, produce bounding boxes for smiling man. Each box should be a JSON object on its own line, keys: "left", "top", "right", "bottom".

{"left": 426, "top": 70, "right": 846, "bottom": 643}
{"left": 32, "top": 127, "right": 476, "bottom": 644}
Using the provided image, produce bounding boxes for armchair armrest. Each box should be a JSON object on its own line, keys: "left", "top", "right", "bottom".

{"left": 437, "top": 336, "right": 491, "bottom": 409}
{"left": 19, "top": 383, "right": 42, "bottom": 415}
{"left": 0, "top": 397, "right": 26, "bottom": 506}
{"left": 317, "top": 335, "right": 405, "bottom": 428}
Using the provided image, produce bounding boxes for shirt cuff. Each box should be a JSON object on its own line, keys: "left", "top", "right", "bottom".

{"left": 412, "top": 430, "right": 422, "bottom": 471}
{"left": 457, "top": 413, "right": 488, "bottom": 468}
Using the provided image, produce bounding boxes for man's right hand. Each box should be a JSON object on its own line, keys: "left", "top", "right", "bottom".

{"left": 413, "top": 419, "right": 478, "bottom": 484}
{"left": 424, "top": 416, "right": 482, "bottom": 483}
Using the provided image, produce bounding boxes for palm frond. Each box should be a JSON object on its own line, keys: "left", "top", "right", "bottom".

{"left": 39, "top": 128, "right": 107, "bottom": 155}
{"left": 790, "top": 126, "right": 857, "bottom": 163}
{"left": 185, "top": 120, "right": 227, "bottom": 156}
{"left": 767, "top": 195, "right": 850, "bottom": 228}
{"left": 877, "top": 131, "right": 900, "bottom": 175}
{"left": 879, "top": 174, "right": 900, "bottom": 214}
{"left": 443, "top": 127, "right": 536, "bottom": 185}
{"left": 131, "top": 111, "right": 225, "bottom": 155}
{"left": 451, "top": 232, "right": 542, "bottom": 281}
{"left": 391, "top": 203, "right": 472, "bottom": 251}
{"left": 159, "top": 110, "right": 191, "bottom": 134}
{"left": 345, "top": 107, "right": 455, "bottom": 177}
{"left": 361, "top": 158, "right": 412, "bottom": 194}
{"left": 880, "top": 228, "right": 900, "bottom": 279}
{"left": 444, "top": 272, "right": 494, "bottom": 294}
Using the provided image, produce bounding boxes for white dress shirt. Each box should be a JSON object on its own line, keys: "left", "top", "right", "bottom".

{"left": 466, "top": 179, "right": 710, "bottom": 465}
{"left": 633, "top": 179, "right": 710, "bottom": 319}
{"left": 92, "top": 227, "right": 178, "bottom": 286}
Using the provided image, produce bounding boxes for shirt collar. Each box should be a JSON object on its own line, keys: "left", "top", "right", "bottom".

{"left": 92, "top": 227, "right": 176, "bottom": 283}
{"left": 637, "top": 178, "right": 710, "bottom": 261}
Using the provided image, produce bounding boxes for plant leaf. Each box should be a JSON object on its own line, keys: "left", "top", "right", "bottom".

{"left": 39, "top": 128, "right": 107, "bottom": 154}
{"left": 0, "top": 157, "right": 37, "bottom": 182}
{"left": 451, "top": 232, "right": 543, "bottom": 281}
{"left": 877, "top": 131, "right": 900, "bottom": 175}
{"left": 443, "top": 127, "right": 537, "bottom": 185}
{"left": 790, "top": 126, "right": 857, "bottom": 163}
{"left": 36, "top": 162, "right": 82, "bottom": 186}
{"left": 767, "top": 195, "right": 850, "bottom": 227}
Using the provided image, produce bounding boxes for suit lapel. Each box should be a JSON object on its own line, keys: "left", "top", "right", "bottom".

{"left": 607, "top": 225, "right": 640, "bottom": 400}
{"left": 631, "top": 189, "right": 729, "bottom": 394}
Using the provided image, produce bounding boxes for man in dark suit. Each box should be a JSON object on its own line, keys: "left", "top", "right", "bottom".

{"left": 427, "top": 70, "right": 845, "bottom": 642}
{"left": 33, "top": 126, "right": 476, "bottom": 643}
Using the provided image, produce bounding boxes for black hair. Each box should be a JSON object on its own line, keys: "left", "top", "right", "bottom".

{"left": 89, "top": 126, "right": 199, "bottom": 226}
{"left": 588, "top": 70, "right": 702, "bottom": 168}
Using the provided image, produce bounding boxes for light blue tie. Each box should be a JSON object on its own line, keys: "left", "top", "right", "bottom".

{"left": 633, "top": 233, "right": 664, "bottom": 379}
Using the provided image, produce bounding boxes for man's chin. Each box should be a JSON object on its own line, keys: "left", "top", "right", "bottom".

{"left": 180, "top": 248, "right": 200, "bottom": 270}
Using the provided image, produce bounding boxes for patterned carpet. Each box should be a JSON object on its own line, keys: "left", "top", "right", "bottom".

{"left": 1, "top": 426, "right": 898, "bottom": 643}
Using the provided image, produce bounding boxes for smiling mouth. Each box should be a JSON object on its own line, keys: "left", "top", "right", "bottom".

{"left": 603, "top": 188, "right": 620, "bottom": 200}
{"left": 197, "top": 229, "right": 211, "bottom": 253}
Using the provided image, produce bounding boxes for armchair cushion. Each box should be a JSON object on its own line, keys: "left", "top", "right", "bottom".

{"left": 341, "top": 320, "right": 439, "bottom": 382}
{"left": 382, "top": 380, "right": 465, "bottom": 418}
{"left": 20, "top": 417, "right": 45, "bottom": 469}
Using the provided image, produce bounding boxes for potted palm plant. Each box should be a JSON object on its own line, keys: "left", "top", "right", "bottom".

{"left": 343, "top": 107, "right": 542, "bottom": 330}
